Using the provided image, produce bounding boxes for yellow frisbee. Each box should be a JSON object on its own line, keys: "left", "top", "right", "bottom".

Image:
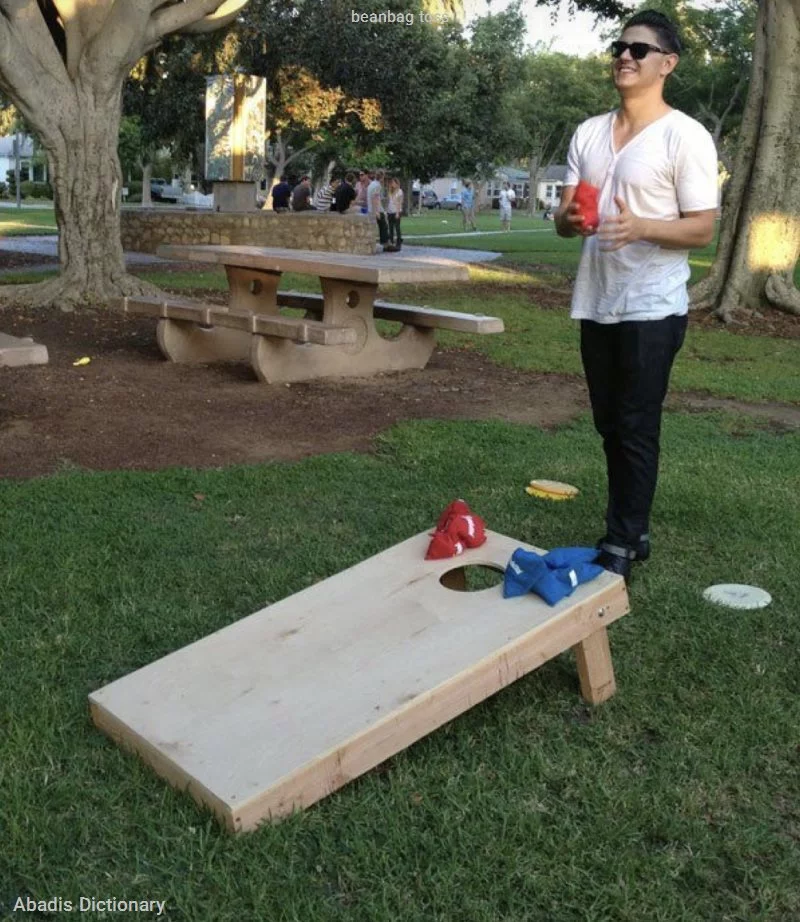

{"left": 525, "top": 479, "right": 579, "bottom": 501}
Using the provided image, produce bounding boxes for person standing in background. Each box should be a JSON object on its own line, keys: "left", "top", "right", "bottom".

{"left": 498, "top": 181, "right": 515, "bottom": 231}
{"left": 354, "top": 170, "right": 369, "bottom": 213}
{"left": 333, "top": 173, "right": 357, "bottom": 213}
{"left": 461, "top": 180, "right": 477, "bottom": 231}
{"left": 314, "top": 177, "right": 338, "bottom": 211}
{"left": 270, "top": 175, "right": 291, "bottom": 212}
{"left": 367, "top": 169, "right": 389, "bottom": 250}
{"left": 385, "top": 176, "right": 404, "bottom": 252}
{"left": 291, "top": 175, "right": 313, "bottom": 211}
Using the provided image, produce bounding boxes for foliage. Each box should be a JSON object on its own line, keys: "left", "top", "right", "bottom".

{"left": 0, "top": 97, "right": 19, "bottom": 136}
{"left": 117, "top": 116, "right": 143, "bottom": 181}
{"left": 122, "top": 33, "right": 226, "bottom": 177}
{"left": 515, "top": 51, "right": 618, "bottom": 174}
{"left": 664, "top": 0, "right": 756, "bottom": 166}
{"left": 441, "top": 2, "right": 529, "bottom": 178}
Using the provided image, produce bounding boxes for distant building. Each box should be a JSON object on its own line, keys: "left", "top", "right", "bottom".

{"left": 0, "top": 134, "right": 48, "bottom": 184}
{"left": 537, "top": 164, "right": 568, "bottom": 208}
{"left": 416, "top": 164, "right": 568, "bottom": 210}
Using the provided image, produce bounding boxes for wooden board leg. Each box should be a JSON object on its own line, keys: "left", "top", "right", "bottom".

{"left": 573, "top": 627, "right": 617, "bottom": 705}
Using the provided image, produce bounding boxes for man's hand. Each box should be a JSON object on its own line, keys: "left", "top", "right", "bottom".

{"left": 597, "top": 196, "right": 645, "bottom": 251}
{"left": 558, "top": 200, "right": 597, "bottom": 238}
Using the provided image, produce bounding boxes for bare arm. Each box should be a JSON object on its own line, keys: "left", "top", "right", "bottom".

{"left": 598, "top": 201, "right": 717, "bottom": 252}
{"left": 636, "top": 210, "right": 718, "bottom": 249}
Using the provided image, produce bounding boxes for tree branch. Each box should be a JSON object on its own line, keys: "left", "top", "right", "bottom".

{"left": 179, "top": 0, "right": 249, "bottom": 35}
{"left": 147, "top": 0, "right": 248, "bottom": 42}
{"left": 51, "top": 0, "right": 116, "bottom": 78}
{"left": 0, "top": 0, "right": 68, "bottom": 85}
{"left": 0, "top": 3, "right": 73, "bottom": 140}
{"left": 51, "top": 0, "right": 83, "bottom": 77}
{"left": 717, "top": 71, "right": 747, "bottom": 133}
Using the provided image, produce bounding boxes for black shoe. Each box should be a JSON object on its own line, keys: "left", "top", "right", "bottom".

{"left": 596, "top": 549, "right": 632, "bottom": 582}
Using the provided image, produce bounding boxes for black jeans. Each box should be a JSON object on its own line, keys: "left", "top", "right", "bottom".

{"left": 580, "top": 314, "right": 688, "bottom": 552}
{"left": 387, "top": 213, "right": 402, "bottom": 246}
{"left": 376, "top": 213, "right": 389, "bottom": 245}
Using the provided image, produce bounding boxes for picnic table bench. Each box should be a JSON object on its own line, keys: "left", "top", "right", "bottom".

{"left": 120, "top": 245, "right": 503, "bottom": 384}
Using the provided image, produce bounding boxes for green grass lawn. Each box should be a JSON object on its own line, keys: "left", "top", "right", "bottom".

{"left": 0, "top": 205, "right": 57, "bottom": 235}
{"left": 2, "top": 201, "right": 800, "bottom": 920}
{"left": 2, "top": 414, "right": 799, "bottom": 920}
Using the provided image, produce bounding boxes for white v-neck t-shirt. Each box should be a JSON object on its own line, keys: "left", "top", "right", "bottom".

{"left": 565, "top": 108, "right": 718, "bottom": 323}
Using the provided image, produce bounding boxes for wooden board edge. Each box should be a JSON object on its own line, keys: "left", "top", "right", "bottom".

{"left": 88, "top": 697, "right": 237, "bottom": 833}
{"left": 231, "top": 578, "right": 629, "bottom": 832}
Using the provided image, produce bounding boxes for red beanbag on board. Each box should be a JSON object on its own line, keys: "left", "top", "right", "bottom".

{"left": 426, "top": 499, "right": 487, "bottom": 560}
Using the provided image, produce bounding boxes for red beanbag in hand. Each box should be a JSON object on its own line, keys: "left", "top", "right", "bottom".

{"left": 573, "top": 180, "right": 600, "bottom": 232}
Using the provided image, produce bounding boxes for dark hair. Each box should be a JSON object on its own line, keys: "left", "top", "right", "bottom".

{"left": 622, "top": 9, "right": 682, "bottom": 55}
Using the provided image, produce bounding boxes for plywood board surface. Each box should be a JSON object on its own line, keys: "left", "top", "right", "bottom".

{"left": 90, "top": 530, "right": 628, "bottom": 831}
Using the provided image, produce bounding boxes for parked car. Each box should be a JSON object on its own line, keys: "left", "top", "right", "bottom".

{"left": 412, "top": 189, "right": 440, "bottom": 209}
{"left": 440, "top": 194, "right": 463, "bottom": 210}
{"left": 150, "top": 178, "right": 182, "bottom": 202}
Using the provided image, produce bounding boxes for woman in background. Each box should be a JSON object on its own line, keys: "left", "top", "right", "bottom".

{"left": 385, "top": 176, "right": 404, "bottom": 252}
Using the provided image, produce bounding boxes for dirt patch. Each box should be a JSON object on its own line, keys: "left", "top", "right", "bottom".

{"left": 1, "top": 297, "right": 798, "bottom": 480}
{"left": 0, "top": 305, "right": 590, "bottom": 479}
{"left": 688, "top": 304, "right": 800, "bottom": 340}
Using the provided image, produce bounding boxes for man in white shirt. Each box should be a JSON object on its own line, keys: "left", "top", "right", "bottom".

{"left": 367, "top": 169, "right": 389, "bottom": 249}
{"left": 498, "top": 182, "right": 516, "bottom": 231}
{"left": 555, "top": 9, "right": 718, "bottom": 581}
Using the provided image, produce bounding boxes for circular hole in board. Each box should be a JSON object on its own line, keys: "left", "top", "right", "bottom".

{"left": 440, "top": 565, "right": 505, "bottom": 592}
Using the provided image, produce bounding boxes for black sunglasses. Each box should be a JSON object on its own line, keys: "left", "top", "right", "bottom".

{"left": 610, "top": 40, "right": 671, "bottom": 60}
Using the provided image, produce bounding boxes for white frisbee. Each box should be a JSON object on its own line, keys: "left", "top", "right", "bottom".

{"left": 702, "top": 584, "right": 772, "bottom": 610}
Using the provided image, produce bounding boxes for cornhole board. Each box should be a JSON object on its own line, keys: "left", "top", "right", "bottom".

{"left": 89, "top": 529, "right": 630, "bottom": 833}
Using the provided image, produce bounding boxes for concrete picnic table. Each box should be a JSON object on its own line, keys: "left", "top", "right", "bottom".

{"left": 121, "top": 244, "right": 503, "bottom": 384}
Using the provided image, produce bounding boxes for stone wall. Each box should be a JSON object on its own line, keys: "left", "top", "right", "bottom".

{"left": 120, "top": 209, "right": 376, "bottom": 257}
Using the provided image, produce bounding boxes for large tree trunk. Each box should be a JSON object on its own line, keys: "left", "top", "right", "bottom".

{"left": 690, "top": 0, "right": 800, "bottom": 322}
{"left": 2, "top": 77, "right": 158, "bottom": 311}
{"left": 0, "top": 0, "right": 250, "bottom": 313}
{"left": 53, "top": 84, "right": 127, "bottom": 300}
